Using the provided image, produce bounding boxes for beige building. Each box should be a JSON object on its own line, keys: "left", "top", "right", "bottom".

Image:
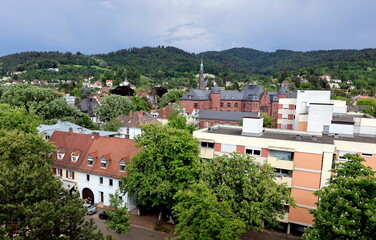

{"left": 193, "top": 116, "right": 376, "bottom": 234}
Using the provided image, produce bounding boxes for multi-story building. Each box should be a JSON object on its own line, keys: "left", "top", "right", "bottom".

{"left": 193, "top": 116, "right": 376, "bottom": 234}
{"left": 50, "top": 131, "right": 140, "bottom": 210}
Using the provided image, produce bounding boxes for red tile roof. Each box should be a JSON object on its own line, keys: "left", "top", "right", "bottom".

{"left": 116, "top": 111, "right": 160, "bottom": 128}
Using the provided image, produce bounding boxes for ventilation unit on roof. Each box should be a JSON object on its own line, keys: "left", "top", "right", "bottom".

{"left": 311, "top": 135, "right": 317, "bottom": 141}
{"left": 294, "top": 135, "right": 302, "bottom": 140}
{"left": 333, "top": 133, "right": 339, "bottom": 139}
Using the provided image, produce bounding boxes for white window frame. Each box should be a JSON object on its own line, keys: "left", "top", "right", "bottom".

{"left": 283, "top": 104, "right": 289, "bottom": 109}
{"left": 71, "top": 155, "right": 78, "bottom": 162}
{"left": 57, "top": 153, "right": 65, "bottom": 160}
{"left": 282, "top": 114, "right": 288, "bottom": 119}
{"left": 87, "top": 157, "right": 94, "bottom": 166}
{"left": 338, "top": 151, "right": 356, "bottom": 160}
{"left": 100, "top": 159, "right": 108, "bottom": 169}
{"left": 119, "top": 160, "right": 126, "bottom": 172}
{"left": 68, "top": 170, "right": 73, "bottom": 179}
{"left": 56, "top": 168, "right": 62, "bottom": 176}
{"left": 361, "top": 153, "right": 374, "bottom": 157}
{"left": 245, "top": 147, "right": 261, "bottom": 156}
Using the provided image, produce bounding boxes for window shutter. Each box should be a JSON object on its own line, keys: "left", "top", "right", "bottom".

{"left": 52, "top": 167, "right": 56, "bottom": 175}
{"left": 66, "top": 170, "right": 68, "bottom": 178}
{"left": 72, "top": 171, "right": 75, "bottom": 180}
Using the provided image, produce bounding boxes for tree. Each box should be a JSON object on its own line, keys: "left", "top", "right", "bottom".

{"left": 261, "top": 113, "right": 273, "bottom": 127}
{"left": 303, "top": 154, "right": 376, "bottom": 240}
{"left": 121, "top": 124, "right": 200, "bottom": 215}
{"left": 94, "top": 94, "right": 134, "bottom": 122}
{"left": 173, "top": 182, "right": 246, "bottom": 240}
{"left": 131, "top": 96, "right": 151, "bottom": 112}
{"left": 105, "top": 191, "right": 131, "bottom": 234}
{"left": 201, "top": 153, "right": 295, "bottom": 231}
{"left": 158, "top": 90, "right": 186, "bottom": 108}
{"left": 356, "top": 98, "right": 376, "bottom": 117}
{"left": 110, "top": 86, "right": 135, "bottom": 96}
{"left": 102, "top": 118, "right": 122, "bottom": 132}
{"left": 0, "top": 104, "right": 41, "bottom": 134}
{"left": 154, "top": 86, "right": 168, "bottom": 98}
{"left": 0, "top": 84, "right": 97, "bottom": 129}
{"left": 167, "top": 110, "right": 196, "bottom": 134}
{"left": 0, "top": 130, "right": 109, "bottom": 240}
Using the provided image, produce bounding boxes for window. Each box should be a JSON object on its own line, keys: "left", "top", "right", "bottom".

{"left": 245, "top": 148, "right": 261, "bottom": 156}
{"left": 99, "top": 177, "right": 103, "bottom": 184}
{"left": 71, "top": 155, "right": 78, "bottom": 162}
{"left": 194, "top": 103, "right": 198, "bottom": 108}
{"left": 88, "top": 157, "right": 95, "bottom": 166}
{"left": 282, "top": 114, "right": 288, "bottom": 119}
{"left": 274, "top": 168, "right": 292, "bottom": 178}
{"left": 100, "top": 156, "right": 109, "bottom": 169}
{"left": 220, "top": 102, "right": 224, "bottom": 107}
{"left": 361, "top": 153, "right": 373, "bottom": 157}
{"left": 119, "top": 160, "right": 126, "bottom": 172}
{"left": 126, "top": 128, "right": 130, "bottom": 135}
{"left": 57, "top": 153, "right": 65, "bottom": 160}
{"left": 67, "top": 170, "right": 74, "bottom": 180}
{"left": 56, "top": 168, "right": 62, "bottom": 177}
{"left": 283, "top": 104, "right": 288, "bottom": 109}
{"left": 338, "top": 151, "right": 356, "bottom": 160}
{"left": 119, "top": 196, "right": 123, "bottom": 201}
{"left": 227, "top": 102, "right": 231, "bottom": 107}
{"left": 201, "top": 142, "right": 214, "bottom": 148}
{"left": 234, "top": 103, "right": 238, "bottom": 108}
{"left": 281, "top": 124, "right": 287, "bottom": 129}
{"left": 109, "top": 179, "right": 113, "bottom": 186}
{"left": 86, "top": 174, "right": 90, "bottom": 182}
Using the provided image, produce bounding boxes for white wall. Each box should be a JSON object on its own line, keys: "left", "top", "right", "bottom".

{"left": 294, "top": 90, "right": 331, "bottom": 130}
{"left": 118, "top": 127, "right": 142, "bottom": 139}
{"left": 307, "top": 104, "right": 334, "bottom": 132}
{"left": 77, "top": 172, "right": 136, "bottom": 210}
{"left": 329, "top": 124, "right": 354, "bottom": 136}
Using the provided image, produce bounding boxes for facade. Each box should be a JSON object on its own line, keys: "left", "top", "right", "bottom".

{"left": 193, "top": 116, "right": 376, "bottom": 234}
{"left": 50, "top": 131, "right": 141, "bottom": 209}
{"left": 116, "top": 111, "right": 160, "bottom": 139}
{"left": 181, "top": 84, "right": 291, "bottom": 123}
{"left": 197, "top": 109, "right": 257, "bottom": 128}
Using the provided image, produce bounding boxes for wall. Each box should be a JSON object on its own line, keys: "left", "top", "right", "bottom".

{"left": 307, "top": 104, "right": 333, "bottom": 132}
{"left": 118, "top": 127, "right": 142, "bottom": 139}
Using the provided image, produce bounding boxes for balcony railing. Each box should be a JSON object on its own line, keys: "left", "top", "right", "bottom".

{"left": 267, "top": 157, "right": 294, "bottom": 170}
{"left": 275, "top": 174, "right": 292, "bottom": 187}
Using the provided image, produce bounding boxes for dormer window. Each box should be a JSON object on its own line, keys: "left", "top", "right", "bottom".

{"left": 100, "top": 154, "right": 111, "bottom": 169}
{"left": 87, "top": 153, "right": 97, "bottom": 166}
{"left": 119, "top": 160, "right": 126, "bottom": 172}
{"left": 57, "top": 152, "right": 65, "bottom": 160}
{"left": 71, "top": 151, "right": 80, "bottom": 162}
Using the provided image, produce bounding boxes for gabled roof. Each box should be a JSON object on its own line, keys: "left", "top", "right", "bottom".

{"left": 116, "top": 111, "right": 160, "bottom": 128}
{"left": 76, "top": 98, "right": 99, "bottom": 117}
{"left": 198, "top": 110, "right": 258, "bottom": 121}
{"left": 154, "top": 104, "right": 177, "bottom": 119}
{"left": 50, "top": 131, "right": 141, "bottom": 178}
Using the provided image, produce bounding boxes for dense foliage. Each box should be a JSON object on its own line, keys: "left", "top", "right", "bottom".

{"left": 94, "top": 94, "right": 134, "bottom": 122}
{"left": 303, "top": 154, "right": 376, "bottom": 240}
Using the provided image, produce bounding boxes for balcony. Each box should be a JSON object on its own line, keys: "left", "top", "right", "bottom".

{"left": 267, "top": 157, "right": 294, "bottom": 170}
{"left": 275, "top": 174, "right": 292, "bottom": 187}
{"left": 277, "top": 212, "right": 289, "bottom": 223}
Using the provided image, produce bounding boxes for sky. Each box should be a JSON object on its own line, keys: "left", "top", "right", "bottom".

{"left": 1, "top": 0, "right": 376, "bottom": 56}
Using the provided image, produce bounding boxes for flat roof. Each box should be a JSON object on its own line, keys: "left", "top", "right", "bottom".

{"left": 202, "top": 126, "right": 376, "bottom": 144}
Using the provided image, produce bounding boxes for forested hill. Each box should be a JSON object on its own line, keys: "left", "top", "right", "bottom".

{"left": 1, "top": 46, "right": 376, "bottom": 76}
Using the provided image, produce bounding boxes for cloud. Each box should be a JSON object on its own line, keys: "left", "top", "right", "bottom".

{"left": 0, "top": 0, "right": 376, "bottom": 56}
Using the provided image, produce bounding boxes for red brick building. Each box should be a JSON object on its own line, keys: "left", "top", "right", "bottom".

{"left": 180, "top": 85, "right": 289, "bottom": 121}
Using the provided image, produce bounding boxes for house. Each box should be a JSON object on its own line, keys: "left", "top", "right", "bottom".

{"left": 93, "top": 81, "right": 102, "bottom": 89}
{"left": 116, "top": 111, "right": 160, "bottom": 139}
{"left": 197, "top": 110, "right": 257, "bottom": 128}
{"left": 153, "top": 103, "right": 177, "bottom": 125}
{"left": 130, "top": 85, "right": 136, "bottom": 90}
{"left": 320, "top": 75, "right": 331, "bottom": 81}
{"left": 64, "top": 94, "right": 76, "bottom": 106}
{"left": 76, "top": 98, "right": 100, "bottom": 123}
{"left": 193, "top": 116, "right": 376, "bottom": 234}
{"left": 38, "top": 120, "right": 117, "bottom": 140}
{"left": 106, "top": 80, "right": 113, "bottom": 87}
{"left": 50, "top": 131, "right": 141, "bottom": 209}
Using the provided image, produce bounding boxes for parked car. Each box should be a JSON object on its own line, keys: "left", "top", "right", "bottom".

{"left": 99, "top": 211, "right": 109, "bottom": 220}
{"left": 83, "top": 203, "right": 97, "bottom": 215}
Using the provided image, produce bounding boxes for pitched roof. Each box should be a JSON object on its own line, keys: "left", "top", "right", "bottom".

{"left": 50, "top": 131, "right": 141, "bottom": 178}
{"left": 76, "top": 98, "right": 99, "bottom": 117}
{"left": 198, "top": 110, "right": 258, "bottom": 121}
{"left": 154, "top": 104, "right": 176, "bottom": 119}
{"left": 116, "top": 111, "right": 160, "bottom": 128}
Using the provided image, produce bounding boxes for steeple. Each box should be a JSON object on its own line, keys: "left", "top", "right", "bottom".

{"left": 198, "top": 57, "right": 205, "bottom": 90}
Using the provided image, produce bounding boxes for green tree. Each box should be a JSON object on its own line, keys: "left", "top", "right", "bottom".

{"left": 0, "top": 104, "right": 41, "bottom": 134}
{"left": 105, "top": 191, "right": 131, "bottom": 234}
{"left": 0, "top": 84, "right": 97, "bottom": 129}
{"left": 173, "top": 182, "right": 246, "bottom": 240}
{"left": 131, "top": 96, "right": 151, "bottom": 112}
{"left": 158, "top": 89, "right": 185, "bottom": 108}
{"left": 167, "top": 110, "right": 196, "bottom": 134}
{"left": 121, "top": 124, "right": 200, "bottom": 215}
{"left": 261, "top": 113, "right": 273, "bottom": 127}
{"left": 303, "top": 154, "right": 376, "bottom": 240}
{"left": 102, "top": 118, "right": 122, "bottom": 132}
{"left": 0, "top": 130, "right": 109, "bottom": 240}
{"left": 356, "top": 98, "right": 376, "bottom": 117}
{"left": 201, "top": 153, "right": 295, "bottom": 231}
{"left": 94, "top": 94, "right": 134, "bottom": 122}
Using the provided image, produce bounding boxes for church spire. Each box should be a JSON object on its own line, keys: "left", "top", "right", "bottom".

{"left": 198, "top": 56, "right": 205, "bottom": 90}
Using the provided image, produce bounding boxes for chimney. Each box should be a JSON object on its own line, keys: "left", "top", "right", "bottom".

{"left": 68, "top": 127, "right": 73, "bottom": 134}
{"left": 129, "top": 110, "right": 133, "bottom": 117}
{"left": 140, "top": 110, "right": 144, "bottom": 116}
{"left": 241, "top": 116, "right": 263, "bottom": 136}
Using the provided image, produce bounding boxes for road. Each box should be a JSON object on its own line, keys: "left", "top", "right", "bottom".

{"left": 86, "top": 213, "right": 175, "bottom": 240}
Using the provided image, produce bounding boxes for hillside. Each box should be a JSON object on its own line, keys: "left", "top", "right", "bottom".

{"left": 1, "top": 46, "right": 376, "bottom": 79}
